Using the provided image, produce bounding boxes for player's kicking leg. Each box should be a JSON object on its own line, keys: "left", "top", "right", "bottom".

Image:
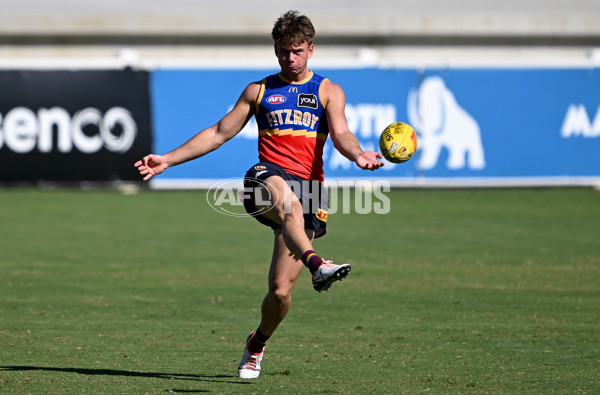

{"left": 238, "top": 175, "right": 350, "bottom": 378}
{"left": 312, "top": 260, "right": 351, "bottom": 292}
{"left": 255, "top": 175, "right": 351, "bottom": 292}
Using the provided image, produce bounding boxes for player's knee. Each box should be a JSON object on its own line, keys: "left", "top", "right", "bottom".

{"left": 269, "top": 285, "right": 292, "bottom": 307}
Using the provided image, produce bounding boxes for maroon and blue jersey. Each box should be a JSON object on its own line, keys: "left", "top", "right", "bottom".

{"left": 255, "top": 71, "right": 329, "bottom": 181}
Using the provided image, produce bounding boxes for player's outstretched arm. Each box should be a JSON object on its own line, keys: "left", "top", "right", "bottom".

{"left": 354, "top": 151, "right": 385, "bottom": 170}
{"left": 134, "top": 154, "right": 169, "bottom": 181}
{"left": 134, "top": 82, "right": 261, "bottom": 180}
{"left": 324, "top": 81, "right": 384, "bottom": 171}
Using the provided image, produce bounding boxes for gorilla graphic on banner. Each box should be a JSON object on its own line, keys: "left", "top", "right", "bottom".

{"left": 408, "top": 76, "right": 485, "bottom": 171}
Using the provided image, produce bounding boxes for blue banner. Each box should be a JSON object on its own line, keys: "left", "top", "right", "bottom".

{"left": 150, "top": 67, "right": 600, "bottom": 184}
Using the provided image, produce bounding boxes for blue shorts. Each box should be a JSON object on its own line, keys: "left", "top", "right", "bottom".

{"left": 243, "top": 162, "right": 328, "bottom": 238}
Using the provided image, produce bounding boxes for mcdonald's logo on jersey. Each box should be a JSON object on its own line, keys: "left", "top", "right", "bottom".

{"left": 289, "top": 86, "right": 298, "bottom": 93}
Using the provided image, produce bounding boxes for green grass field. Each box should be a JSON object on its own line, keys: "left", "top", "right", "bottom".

{"left": 0, "top": 188, "right": 598, "bottom": 394}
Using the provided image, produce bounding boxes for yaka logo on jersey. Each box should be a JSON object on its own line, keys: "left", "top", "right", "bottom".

{"left": 267, "top": 94, "right": 287, "bottom": 104}
{"left": 298, "top": 93, "right": 318, "bottom": 109}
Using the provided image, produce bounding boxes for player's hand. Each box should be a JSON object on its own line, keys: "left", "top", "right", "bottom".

{"left": 355, "top": 151, "right": 384, "bottom": 171}
{"left": 134, "top": 154, "right": 169, "bottom": 181}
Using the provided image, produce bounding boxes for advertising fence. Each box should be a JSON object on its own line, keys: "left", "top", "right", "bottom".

{"left": 1, "top": 67, "right": 598, "bottom": 186}
{"left": 150, "top": 67, "right": 600, "bottom": 187}
{"left": 0, "top": 70, "right": 152, "bottom": 183}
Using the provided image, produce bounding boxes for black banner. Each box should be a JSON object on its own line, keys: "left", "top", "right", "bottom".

{"left": 0, "top": 70, "right": 152, "bottom": 183}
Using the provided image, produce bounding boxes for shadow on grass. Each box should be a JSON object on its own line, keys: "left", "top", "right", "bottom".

{"left": 0, "top": 365, "right": 252, "bottom": 387}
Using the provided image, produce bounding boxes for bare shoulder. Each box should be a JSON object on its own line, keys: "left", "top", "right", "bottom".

{"left": 321, "top": 79, "right": 346, "bottom": 109}
{"left": 241, "top": 80, "right": 263, "bottom": 103}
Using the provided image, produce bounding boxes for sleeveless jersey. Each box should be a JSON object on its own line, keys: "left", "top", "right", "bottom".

{"left": 255, "top": 71, "right": 329, "bottom": 181}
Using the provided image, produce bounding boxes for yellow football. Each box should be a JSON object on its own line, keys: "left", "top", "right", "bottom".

{"left": 379, "top": 122, "right": 418, "bottom": 164}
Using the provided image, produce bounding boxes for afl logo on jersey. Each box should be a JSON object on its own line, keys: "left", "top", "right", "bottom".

{"left": 267, "top": 94, "right": 287, "bottom": 104}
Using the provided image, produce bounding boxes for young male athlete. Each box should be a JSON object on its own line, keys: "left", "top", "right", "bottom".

{"left": 134, "top": 10, "right": 384, "bottom": 379}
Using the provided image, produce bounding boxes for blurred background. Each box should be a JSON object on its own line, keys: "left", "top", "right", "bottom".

{"left": 1, "top": 0, "right": 599, "bottom": 187}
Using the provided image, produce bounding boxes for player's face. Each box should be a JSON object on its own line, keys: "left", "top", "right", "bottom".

{"left": 275, "top": 40, "right": 313, "bottom": 81}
